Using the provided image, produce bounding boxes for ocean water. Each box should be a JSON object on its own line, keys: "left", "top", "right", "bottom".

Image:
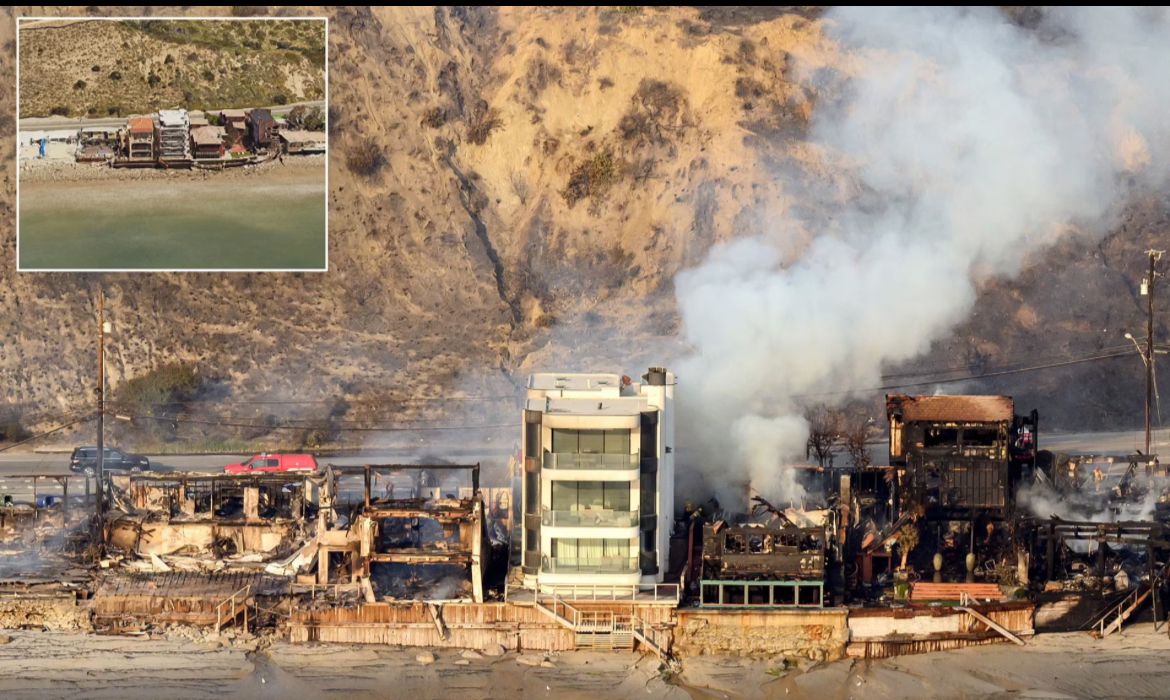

{"left": 18, "top": 173, "right": 327, "bottom": 270}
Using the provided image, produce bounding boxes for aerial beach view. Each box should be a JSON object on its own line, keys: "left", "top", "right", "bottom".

{"left": 16, "top": 17, "right": 327, "bottom": 271}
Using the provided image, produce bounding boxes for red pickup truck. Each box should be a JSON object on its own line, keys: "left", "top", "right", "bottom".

{"left": 223, "top": 453, "right": 318, "bottom": 474}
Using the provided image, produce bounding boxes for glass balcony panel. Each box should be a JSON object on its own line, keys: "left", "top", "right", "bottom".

{"left": 543, "top": 452, "right": 639, "bottom": 470}
{"left": 541, "top": 556, "right": 640, "bottom": 574}
{"left": 541, "top": 507, "right": 639, "bottom": 527}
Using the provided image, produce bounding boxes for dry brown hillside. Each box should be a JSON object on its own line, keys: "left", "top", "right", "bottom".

{"left": 19, "top": 18, "right": 325, "bottom": 117}
{"left": 0, "top": 6, "right": 1165, "bottom": 448}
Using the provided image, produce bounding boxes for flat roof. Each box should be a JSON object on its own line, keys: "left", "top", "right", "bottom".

{"left": 278, "top": 129, "right": 326, "bottom": 142}
{"left": 888, "top": 394, "right": 1015, "bottom": 423}
{"left": 528, "top": 373, "right": 624, "bottom": 392}
{"left": 219, "top": 109, "right": 247, "bottom": 118}
{"left": 527, "top": 396, "right": 648, "bottom": 416}
{"left": 190, "top": 125, "right": 225, "bottom": 145}
{"left": 158, "top": 109, "right": 189, "bottom": 126}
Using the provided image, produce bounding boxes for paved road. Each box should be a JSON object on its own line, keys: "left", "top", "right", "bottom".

{"left": 0, "top": 445, "right": 511, "bottom": 474}
{"left": 1043, "top": 429, "right": 1170, "bottom": 456}
{"left": 19, "top": 100, "right": 326, "bottom": 131}
{"left": 1, "top": 429, "right": 1161, "bottom": 501}
{"left": 2, "top": 429, "right": 1157, "bottom": 477}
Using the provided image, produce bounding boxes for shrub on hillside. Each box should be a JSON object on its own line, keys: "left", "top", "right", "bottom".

{"left": 346, "top": 138, "right": 385, "bottom": 179}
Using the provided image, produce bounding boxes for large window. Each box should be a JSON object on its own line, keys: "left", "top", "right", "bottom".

{"left": 552, "top": 429, "right": 630, "bottom": 455}
{"left": 525, "top": 471, "right": 538, "bottom": 513}
{"left": 551, "top": 481, "right": 631, "bottom": 512}
{"left": 548, "top": 537, "right": 636, "bottom": 571}
{"left": 924, "top": 427, "right": 959, "bottom": 448}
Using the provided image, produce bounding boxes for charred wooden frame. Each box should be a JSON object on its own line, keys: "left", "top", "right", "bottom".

{"left": 701, "top": 523, "right": 826, "bottom": 581}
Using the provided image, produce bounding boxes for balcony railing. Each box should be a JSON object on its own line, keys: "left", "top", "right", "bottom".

{"left": 540, "top": 556, "right": 640, "bottom": 574}
{"left": 541, "top": 507, "right": 639, "bottom": 528}
{"left": 543, "top": 453, "right": 639, "bottom": 471}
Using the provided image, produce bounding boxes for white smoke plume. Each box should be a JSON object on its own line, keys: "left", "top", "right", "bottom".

{"left": 673, "top": 7, "right": 1170, "bottom": 507}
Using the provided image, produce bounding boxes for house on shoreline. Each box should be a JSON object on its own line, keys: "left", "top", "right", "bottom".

{"left": 277, "top": 130, "right": 327, "bottom": 155}
{"left": 125, "top": 116, "right": 155, "bottom": 161}
{"left": 191, "top": 125, "right": 227, "bottom": 160}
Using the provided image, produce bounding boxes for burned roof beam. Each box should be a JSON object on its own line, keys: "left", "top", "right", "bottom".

{"left": 329, "top": 463, "right": 481, "bottom": 498}
{"left": 363, "top": 509, "right": 472, "bottom": 522}
{"left": 368, "top": 551, "right": 471, "bottom": 565}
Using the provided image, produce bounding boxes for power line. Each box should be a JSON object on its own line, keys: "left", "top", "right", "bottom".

{"left": 127, "top": 396, "right": 517, "bottom": 405}
{"left": 794, "top": 349, "right": 1133, "bottom": 399}
{"left": 118, "top": 412, "right": 514, "bottom": 433}
{"left": 107, "top": 409, "right": 512, "bottom": 428}
{"left": 879, "top": 342, "right": 1135, "bottom": 380}
{"left": 0, "top": 413, "right": 96, "bottom": 453}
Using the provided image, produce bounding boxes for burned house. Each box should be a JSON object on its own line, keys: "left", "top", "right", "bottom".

{"left": 125, "top": 116, "right": 155, "bottom": 161}
{"left": 315, "top": 464, "right": 489, "bottom": 603}
{"left": 157, "top": 109, "right": 192, "bottom": 162}
{"left": 76, "top": 127, "right": 117, "bottom": 162}
{"left": 190, "top": 125, "right": 226, "bottom": 160}
{"left": 699, "top": 521, "right": 826, "bottom": 607}
{"left": 246, "top": 108, "right": 277, "bottom": 152}
{"left": 519, "top": 369, "right": 675, "bottom": 597}
{"left": 105, "top": 471, "right": 321, "bottom": 560}
{"left": 888, "top": 394, "right": 1038, "bottom": 518}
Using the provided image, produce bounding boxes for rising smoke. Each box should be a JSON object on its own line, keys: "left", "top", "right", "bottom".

{"left": 673, "top": 7, "right": 1170, "bottom": 507}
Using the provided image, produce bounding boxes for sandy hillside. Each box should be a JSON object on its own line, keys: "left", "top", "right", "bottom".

{"left": 0, "top": 6, "right": 1165, "bottom": 445}
{"left": 19, "top": 18, "right": 325, "bottom": 117}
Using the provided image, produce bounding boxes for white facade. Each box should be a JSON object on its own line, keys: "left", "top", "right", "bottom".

{"left": 157, "top": 109, "right": 191, "bottom": 161}
{"left": 519, "top": 368, "right": 675, "bottom": 593}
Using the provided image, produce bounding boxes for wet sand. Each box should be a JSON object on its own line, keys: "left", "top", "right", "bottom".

{"left": 2, "top": 626, "right": 1169, "bottom": 699}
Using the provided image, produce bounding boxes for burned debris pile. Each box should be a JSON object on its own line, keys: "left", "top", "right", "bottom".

{"left": 0, "top": 386, "right": 1164, "bottom": 659}
{"left": 0, "top": 462, "right": 498, "bottom": 639}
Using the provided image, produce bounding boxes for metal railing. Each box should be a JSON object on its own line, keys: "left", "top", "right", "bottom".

{"left": 543, "top": 453, "right": 639, "bottom": 471}
{"left": 541, "top": 507, "right": 639, "bottom": 527}
{"left": 631, "top": 614, "right": 675, "bottom": 664}
{"left": 535, "top": 591, "right": 635, "bottom": 632}
{"left": 538, "top": 581, "right": 681, "bottom": 603}
{"left": 1092, "top": 583, "right": 1150, "bottom": 638}
{"left": 541, "top": 556, "right": 640, "bottom": 574}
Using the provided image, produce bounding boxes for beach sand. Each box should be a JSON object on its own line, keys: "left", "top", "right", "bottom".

{"left": 1, "top": 625, "right": 1168, "bottom": 699}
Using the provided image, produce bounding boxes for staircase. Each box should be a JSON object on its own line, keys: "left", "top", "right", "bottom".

{"left": 533, "top": 592, "right": 633, "bottom": 650}
{"left": 213, "top": 584, "right": 252, "bottom": 634}
{"left": 1088, "top": 582, "right": 1152, "bottom": 638}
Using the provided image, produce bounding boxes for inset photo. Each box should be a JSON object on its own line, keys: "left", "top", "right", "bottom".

{"left": 16, "top": 17, "right": 328, "bottom": 271}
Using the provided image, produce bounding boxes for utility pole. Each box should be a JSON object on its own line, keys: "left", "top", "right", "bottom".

{"left": 96, "top": 289, "right": 106, "bottom": 527}
{"left": 1143, "top": 249, "right": 1164, "bottom": 457}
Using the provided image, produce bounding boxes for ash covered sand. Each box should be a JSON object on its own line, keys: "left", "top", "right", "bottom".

{"left": 0, "top": 631, "right": 686, "bottom": 700}
{"left": 1, "top": 627, "right": 1169, "bottom": 699}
